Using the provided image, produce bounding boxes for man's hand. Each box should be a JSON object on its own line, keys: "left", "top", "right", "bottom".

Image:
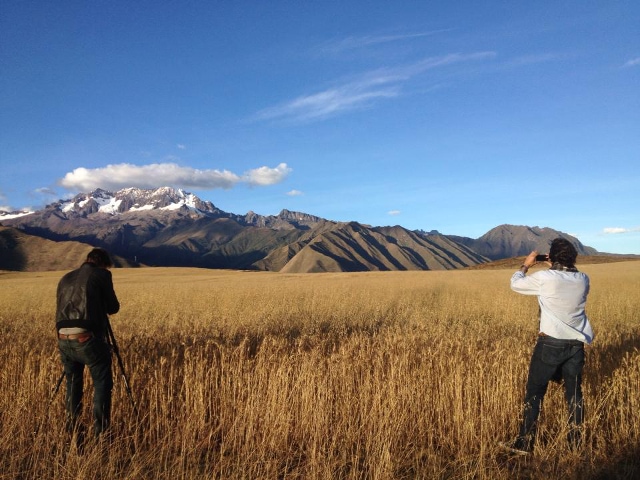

{"left": 523, "top": 251, "right": 538, "bottom": 269}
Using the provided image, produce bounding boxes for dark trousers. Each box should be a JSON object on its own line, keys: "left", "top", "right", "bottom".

{"left": 58, "top": 336, "right": 113, "bottom": 437}
{"left": 517, "top": 336, "right": 585, "bottom": 450}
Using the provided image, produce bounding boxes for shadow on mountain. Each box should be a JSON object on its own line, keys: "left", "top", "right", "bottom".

{"left": 0, "top": 228, "right": 27, "bottom": 270}
{"left": 16, "top": 225, "right": 73, "bottom": 243}
{"left": 364, "top": 233, "right": 410, "bottom": 270}
{"left": 308, "top": 243, "right": 372, "bottom": 272}
{"left": 133, "top": 245, "right": 267, "bottom": 270}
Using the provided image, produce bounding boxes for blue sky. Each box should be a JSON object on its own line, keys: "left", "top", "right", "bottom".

{"left": 1, "top": 1, "right": 638, "bottom": 254}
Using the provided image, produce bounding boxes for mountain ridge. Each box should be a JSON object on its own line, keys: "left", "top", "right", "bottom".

{"left": 1, "top": 187, "right": 613, "bottom": 273}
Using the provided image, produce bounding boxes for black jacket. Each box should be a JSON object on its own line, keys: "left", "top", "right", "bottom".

{"left": 56, "top": 262, "right": 120, "bottom": 338}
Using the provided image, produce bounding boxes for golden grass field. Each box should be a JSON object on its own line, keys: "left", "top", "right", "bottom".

{"left": 0, "top": 261, "right": 638, "bottom": 479}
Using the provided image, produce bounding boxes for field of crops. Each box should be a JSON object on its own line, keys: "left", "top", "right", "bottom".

{"left": 1, "top": 262, "right": 638, "bottom": 479}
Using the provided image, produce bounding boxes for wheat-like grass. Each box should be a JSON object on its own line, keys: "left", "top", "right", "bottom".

{"left": 0, "top": 262, "right": 638, "bottom": 479}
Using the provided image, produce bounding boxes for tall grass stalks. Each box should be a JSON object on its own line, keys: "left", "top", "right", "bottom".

{"left": 0, "top": 262, "right": 638, "bottom": 479}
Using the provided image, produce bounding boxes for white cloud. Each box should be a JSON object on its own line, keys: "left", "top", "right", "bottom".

{"left": 286, "top": 189, "right": 303, "bottom": 196}
{"left": 388, "top": 210, "right": 401, "bottom": 216}
{"left": 58, "top": 162, "right": 291, "bottom": 191}
{"left": 253, "top": 52, "right": 495, "bottom": 123}
{"left": 623, "top": 57, "right": 640, "bottom": 68}
{"left": 177, "top": 144, "right": 186, "bottom": 150}
{"left": 603, "top": 227, "right": 640, "bottom": 234}
{"left": 242, "top": 163, "right": 292, "bottom": 186}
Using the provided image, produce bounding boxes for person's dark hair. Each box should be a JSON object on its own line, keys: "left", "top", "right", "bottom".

{"left": 548, "top": 238, "right": 578, "bottom": 267}
{"left": 86, "top": 248, "right": 113, "bottom": 268}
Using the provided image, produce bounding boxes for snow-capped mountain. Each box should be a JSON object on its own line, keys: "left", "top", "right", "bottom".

{"left": 0, "top": 187, "right": 340, "bottom": 270}
{"left": 0, "top": 187, "right": 222, "bottom": 220}
{"left": 56, "top": 187, "right": 220, "bottom": 216}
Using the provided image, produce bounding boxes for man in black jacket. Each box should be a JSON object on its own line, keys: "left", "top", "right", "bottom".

{"left": 56, "top": 248, "right": 120, "bottom": 439}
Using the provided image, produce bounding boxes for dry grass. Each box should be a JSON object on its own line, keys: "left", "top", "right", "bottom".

{"left": 0, "top": 262, "right": 638, "bottom": 479}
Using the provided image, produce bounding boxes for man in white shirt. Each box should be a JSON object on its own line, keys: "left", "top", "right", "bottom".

{"left": 502, "top": 238, "right": 593, "bottom": 455}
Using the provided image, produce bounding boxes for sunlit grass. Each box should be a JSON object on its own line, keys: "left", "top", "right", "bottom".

{"left": 0, "top": 262, "right": 638, "bottom": 479}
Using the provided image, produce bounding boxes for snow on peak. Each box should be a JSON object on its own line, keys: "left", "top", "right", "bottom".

{"left": 0, "top": 209, "right": 35, "bottom": 220}
{"left": 54, "top": 187, "right": 217, "bottom": 216}
{"left": 96, "top": 196, "right": 122, "bottom": 214}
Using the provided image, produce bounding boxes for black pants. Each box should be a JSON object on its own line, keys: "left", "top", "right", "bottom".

{"left": 517, "top": 336, "right": 585, "bottom": 450}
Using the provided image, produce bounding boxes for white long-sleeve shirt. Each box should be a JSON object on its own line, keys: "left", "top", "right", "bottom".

{"left": 511, "top": 269, "right": 594, "bottom": 344}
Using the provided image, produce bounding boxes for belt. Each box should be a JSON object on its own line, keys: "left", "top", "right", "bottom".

{"left": 537, "top": 332, "right": 584, "bottom": 346}
{"left": 58, "top": 332, "right": 93, "bottom": 343}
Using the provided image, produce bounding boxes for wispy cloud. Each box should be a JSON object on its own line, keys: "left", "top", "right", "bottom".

{"left": 388, "top": 210, "right": 401, "bottom": 216}
{"left": 318, "top": 30, "right": 450, "bottom": 54}
{"left": 506, "top": 52, "right": 563, "bottom": 67}
{"left": 286, "top": 189, "right": 303, "bottom": 196}
{"left": 623, "top": 57, "right": 640, "bottom": 68}
{"left": 255, "top": 77, "right": 400, "bottom": 122}
{"left": 58, "top": 163, "right": 292, "bottom": 191}
{"left": 177, "top": 144, "right": 186, "bottom": 150}
{"left": 603, "top": 226, "right": 640, "bottom": 234}
{"left": 254, "top": 51, "right": 496, "bottom": 123}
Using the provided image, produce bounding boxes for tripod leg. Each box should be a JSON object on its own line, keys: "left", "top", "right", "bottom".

{"left": 52, "top": 370, "right": 65, "bottom": 399}
{"left": 106, "top": 322, "right": 139, "bottom": 417}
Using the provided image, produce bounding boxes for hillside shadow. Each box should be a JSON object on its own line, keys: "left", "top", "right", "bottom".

{"left": 0, "top": 229, "right": 27, "bottom": 271}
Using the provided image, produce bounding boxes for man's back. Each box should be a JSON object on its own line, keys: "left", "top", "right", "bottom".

{"left": 511, "top": 268, "right": 593, "bottom": 343}
{"left": 56, "top": 262, "right": 119, "bottom": 337}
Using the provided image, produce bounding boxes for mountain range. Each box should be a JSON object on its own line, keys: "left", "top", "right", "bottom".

{"left": 0, "top": 187, "right": 603, "bottom": 273}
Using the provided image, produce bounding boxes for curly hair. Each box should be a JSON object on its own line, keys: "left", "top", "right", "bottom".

{"left": 548, "top": 238, "right": 578, "bottom": 267}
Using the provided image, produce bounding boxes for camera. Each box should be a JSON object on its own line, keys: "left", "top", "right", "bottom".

{"left": 535, "top": 254, "right": 548, "bottom": 262}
